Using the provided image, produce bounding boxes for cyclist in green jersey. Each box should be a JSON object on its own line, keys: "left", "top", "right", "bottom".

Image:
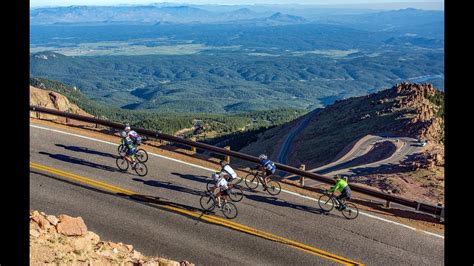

{"left": 328, "top": 175, "right": 352, "bottom": 210}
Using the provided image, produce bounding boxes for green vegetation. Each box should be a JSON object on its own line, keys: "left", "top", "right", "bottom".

{"left": 425, "top": 89, "right": 444, "bottom": 143}
{"left": 30, "top": 49, "right": 444, "bottom": 113}
{"left": 30, "top": 77, "right": 305, "bottom": 139}
{"left": 426, "top": 90, "right": 445, "bottom": 118}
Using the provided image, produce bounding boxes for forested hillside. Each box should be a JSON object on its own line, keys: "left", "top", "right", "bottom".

{"left": 30, "top": 77, "right": 305, "bottom": 139}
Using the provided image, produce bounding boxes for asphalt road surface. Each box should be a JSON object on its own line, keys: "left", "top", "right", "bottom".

{"left": 30, "top": 123, "right": 443, "bottom": 265}
{"left": 277, "top": 109, "right": 322, "bottom": 167}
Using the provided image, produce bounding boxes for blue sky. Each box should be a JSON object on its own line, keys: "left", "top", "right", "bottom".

{"left": 30, "top": 0, "right": 443, "bottom": 9}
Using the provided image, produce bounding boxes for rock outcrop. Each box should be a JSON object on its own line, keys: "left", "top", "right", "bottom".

{"left": 30, "top": 86, "right": 92, "bottom": 119}
{"left": 391, "top": 82, "right": 444, "bottom": 144}
{"left": 401, "top": 145, "right": 445, "bottom": 171}
{"left": 30, "top": 210, "right": 194, "bottom": 266}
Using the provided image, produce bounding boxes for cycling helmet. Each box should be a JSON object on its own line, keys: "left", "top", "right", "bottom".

{"left": 258, "top": 154, "right": 267, "bottom": 160}
{"left": 333, "top": 175, "right": 340, "bottom": 180}
{"left": 125, "top": 126, "right": 131, "bottom": 132}
{"left": 212, "top": 173, "right": 220, "bottom": 181}
{"left": 120, "top": 131, "right": 127, "bottom": 138}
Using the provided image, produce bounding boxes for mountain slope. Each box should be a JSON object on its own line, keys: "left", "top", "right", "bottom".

{"left": 239, "top": 82, "right": 444, "bottom": 168}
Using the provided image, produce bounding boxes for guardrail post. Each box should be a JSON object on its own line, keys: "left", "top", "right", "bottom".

{"left": 438, "top": 203, "right": 444, "bottom": 222}
{"left": 190, "top": 137, "right": 197, "bottom": 153}
{"left": 36, "top": 111, "right": 40, "bottom": 119}
{"left": 66, "top": 117, "right": 70, "bottom": 123}
{"left": 385, "top": 200, "right": 391, "bottom": 208}
{"left": 299, "top": 164, "right": 305, "bottom": 186}
{"left": 224, "top": 146, "right": 230, "bottom": 163}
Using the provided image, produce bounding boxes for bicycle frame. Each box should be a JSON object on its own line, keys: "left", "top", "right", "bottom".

{"left": 251, "top": 168, "right": 267, "bottom": 186}
{"left": 326, "top": 192, "right": 346, "bottom": 207}
{"left": 209, "top": 191, "right": 229, "bottom": 207}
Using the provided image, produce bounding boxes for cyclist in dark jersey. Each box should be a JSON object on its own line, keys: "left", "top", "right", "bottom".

{"left": 258, "top": 154, "right": 276, "bottom": 186}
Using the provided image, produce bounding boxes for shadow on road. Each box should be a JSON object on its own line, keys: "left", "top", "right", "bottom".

{"left": 132, "top": 178, "right": 206, "bottom": 197}
{"left": 244, "top": 194, "right": 325, "bottom": 215}
{"left": 55, "top": 144, "right": 117, "bottom": 159}
{"left": 38, "top": 151, "right": 119, "bottom": 172}
{"left": 31, "top": 169, "right": 221, "bottom": 225}
{"left": 171, "top": 172, "right": 209, "bottom": 185}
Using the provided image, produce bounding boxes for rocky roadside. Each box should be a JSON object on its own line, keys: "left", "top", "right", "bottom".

{"left": 30, "top": 210, "right": 194, "bottom": 266}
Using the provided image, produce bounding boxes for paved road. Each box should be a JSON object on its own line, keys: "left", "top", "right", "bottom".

{"left": 29, "top": 123, "right": 443, "bottom": 265}
{"left": 277, "top": 109, "right": 321, "bottom": 168}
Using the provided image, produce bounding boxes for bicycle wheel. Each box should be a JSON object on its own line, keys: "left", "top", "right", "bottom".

{"left": 134, "top": 162, "right": 148, "bottom": 176}
{"left": 135, "top": 148, "right": 149, "bottom": 163}
{"left": 318, "top": 194, "right": 335, "bottom": 212}
{"left": 266, "top": 180, "right": 281, "bottom": 196}
{"left": 245, "top": 173, "right": 259, "bottom": 189}
{"left": 118, "top": 144, "right": 127, "bottom": 157}
{"left": 221, "top": 202, "right": 238, "bottom": 219}
{"left": 341, "top": 203, "right": 359, "bottom": 220}
{"left": 228, "top": 187, "right": 244, "bottom": 202}
{"left": 206, "top": 180, "right": 215, "bottom": 192}
{"left": 116, "top": 157, "right": 129, "bottom": 171}
{"left": 200, "top": 195, "right": 216, "bottom": 211}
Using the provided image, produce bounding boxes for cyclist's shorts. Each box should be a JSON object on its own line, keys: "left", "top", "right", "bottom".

{"left": 265, "top": 169, "right": 275, "bottom": 176}
{"left": 340, "top": 187, "right": 352, "bottom": 199}
{"left": 127, "top": 147, "right": 137, "bottom": 156}
{"left": 221, "top": 189, "right": 230, "bottom": 196}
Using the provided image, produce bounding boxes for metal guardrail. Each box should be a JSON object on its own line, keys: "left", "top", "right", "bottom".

{"left": 30, "top": 106, "right": 444, "bottom": 219}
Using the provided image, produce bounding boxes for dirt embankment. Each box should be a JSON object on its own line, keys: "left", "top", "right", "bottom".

{"left": 351, "top": 143, "right": 445, "bottom": 205}
{"left": 30, "top": 210, "right": 194, "bottom": 266}
{"left": 30, "top": 86, "right": 92, "bottom": 119}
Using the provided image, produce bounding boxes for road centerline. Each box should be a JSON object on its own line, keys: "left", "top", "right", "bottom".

{"left": 30, "top": 161, "right": 363, "bottom": 266}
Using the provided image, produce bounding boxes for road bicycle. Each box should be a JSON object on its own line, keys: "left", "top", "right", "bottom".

{"left": 118, "top": 140, "right": 149, "bottom": 163}
{"left": 116, "top": 155, "right": 148, "bottom": 176}
{"left": 318, "top": 192, "right": 359, "bottom": 219}
{"left": 244, "top": 167, "right": 281, "bottom": 196}
{"left": 206, "top": 180, "right": 244, "bottom": 202}
{"left": 199, "top": 191, "right": 238, "bottom": 219}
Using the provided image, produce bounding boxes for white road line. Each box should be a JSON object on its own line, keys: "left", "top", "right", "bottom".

{"left": 30, "top": 123, "right": 444, "bottom": 239}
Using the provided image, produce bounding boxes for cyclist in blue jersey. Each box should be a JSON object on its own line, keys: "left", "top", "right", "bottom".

{"left": 258, "top": 154, "right": 276, "bottom": 186}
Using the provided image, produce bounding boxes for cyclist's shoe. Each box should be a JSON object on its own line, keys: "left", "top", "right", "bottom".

{"left": 131, "top": 162, "right": 137, "bottom": 169}
{"left": 263, "top": 187, "right": 268, "bottom": 191}
{"left": 340, "top": 205, "right": 346, "bottom": 211}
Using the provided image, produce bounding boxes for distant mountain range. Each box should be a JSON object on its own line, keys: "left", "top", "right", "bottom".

{"left": 30, "top": 5, "right": 442, "bottom": 31}
{"left": 30, "top": 5, "right": 308, "bottom": 25}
